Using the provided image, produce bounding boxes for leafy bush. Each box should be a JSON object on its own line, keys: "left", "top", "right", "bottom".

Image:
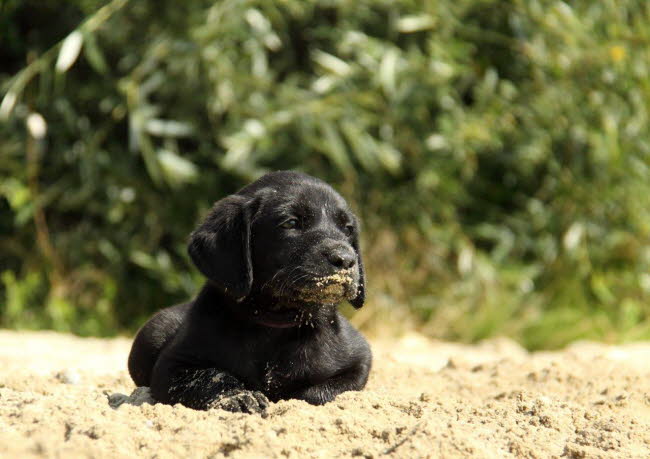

{"left": 1, "top": 0, "right": 649, "bottom": 348}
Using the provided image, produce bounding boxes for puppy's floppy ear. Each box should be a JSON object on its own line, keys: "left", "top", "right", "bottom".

{"left": 349, "top": 231, "right": 366, "bottom": 309}
{"left": 188, "top": 195, "right": 254, "bottom": 300}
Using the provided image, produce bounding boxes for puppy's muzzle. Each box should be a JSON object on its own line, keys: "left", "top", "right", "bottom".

{"left": 294, "top": 241, "right": 360, "bottom": 304}
{"left": 267, "top": 240, "right": 360, "bottom": 305}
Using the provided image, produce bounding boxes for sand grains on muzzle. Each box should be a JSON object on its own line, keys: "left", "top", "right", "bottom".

{"left": 295, "top": 268, "right": 356, "bottom": 303}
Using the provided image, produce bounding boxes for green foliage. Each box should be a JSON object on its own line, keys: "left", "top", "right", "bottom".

{"left": 1, "top": 0, "right": 649, "bottom": 348}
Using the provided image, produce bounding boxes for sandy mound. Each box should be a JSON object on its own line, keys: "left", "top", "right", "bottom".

{"left": 1, "top": 330, "right": 649, "bottom": 458}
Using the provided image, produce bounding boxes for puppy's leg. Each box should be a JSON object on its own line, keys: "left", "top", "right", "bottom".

{"left": 288, "top": 362, "right": 371, "bottom": 405}
{"left": 128, "top": 303, "right": 190, "bottom": 386}
{"left": 152, "top": 367, "right": 269, "bottom": 413}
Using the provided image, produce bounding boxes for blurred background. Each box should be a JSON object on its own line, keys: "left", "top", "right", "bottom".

{"left": 1, "top": 0, "right": 649, "bottom": 349}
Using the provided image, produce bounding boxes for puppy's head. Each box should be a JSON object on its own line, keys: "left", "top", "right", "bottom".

{"left": 188, "top": 171, "right": 365, "bottom": 312}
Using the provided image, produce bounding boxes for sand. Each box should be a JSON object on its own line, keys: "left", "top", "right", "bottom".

{"left": 1, "top": 330, "right": 649, "bottom": 458}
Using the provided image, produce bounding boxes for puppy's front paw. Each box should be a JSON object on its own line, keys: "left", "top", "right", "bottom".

{"left": 209, "top": 390, "right": 269, "bottom": 414}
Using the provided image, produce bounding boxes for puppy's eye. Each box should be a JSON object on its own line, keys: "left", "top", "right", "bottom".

{"left": 344, "top": 224, "right": 354, "bottom": 236}
{"left": 280, "top": 218, "right": 299, "bottom": 230}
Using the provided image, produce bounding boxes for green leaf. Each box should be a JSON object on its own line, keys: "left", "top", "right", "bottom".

{"left": 82, "top": 30, "right": 108, "bottom": 74}
{"left": 157, "top": 149, "right": 198, "bottom": 187}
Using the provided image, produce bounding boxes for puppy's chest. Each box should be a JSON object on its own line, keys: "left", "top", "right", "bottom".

{"left": 262, "top": 339, "right": 336, "bottom": 392}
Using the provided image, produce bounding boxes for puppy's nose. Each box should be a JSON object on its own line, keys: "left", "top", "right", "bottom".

{"left": 324, "top": 248, "right": 356, "bottom": 270}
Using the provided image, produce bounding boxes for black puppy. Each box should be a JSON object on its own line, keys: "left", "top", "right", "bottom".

{"left": 127, "top": 171, "right": 371, "bottom": 413}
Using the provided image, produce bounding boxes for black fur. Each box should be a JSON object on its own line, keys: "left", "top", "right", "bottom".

{"left": 128, "top": 171, "right": 371, "bottom": 413}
